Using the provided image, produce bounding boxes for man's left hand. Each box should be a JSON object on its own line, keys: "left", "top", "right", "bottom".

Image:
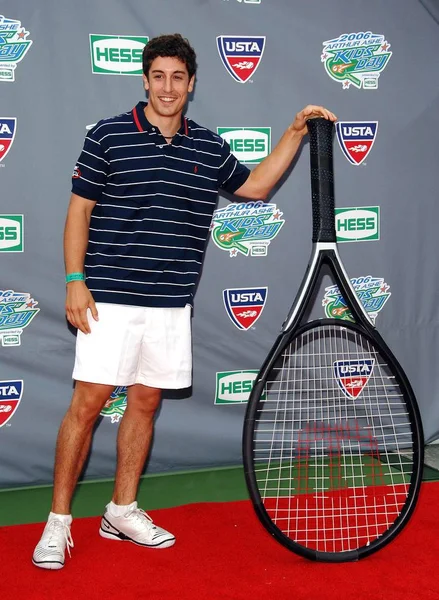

{"left": 290, "top": 105, "right": 337, "bottom": 136}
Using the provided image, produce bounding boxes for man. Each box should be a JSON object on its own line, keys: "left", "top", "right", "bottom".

{"left": 32, "top": 33, "right": 336, "bottom": 569}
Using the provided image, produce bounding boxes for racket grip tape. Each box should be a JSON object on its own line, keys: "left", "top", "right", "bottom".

{"left": 307, "top": 118, "right": 337, "bottom": 243}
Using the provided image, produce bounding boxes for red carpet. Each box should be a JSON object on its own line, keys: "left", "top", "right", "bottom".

{"left": 1, "top": 482, "right": 439, "bottom": 600}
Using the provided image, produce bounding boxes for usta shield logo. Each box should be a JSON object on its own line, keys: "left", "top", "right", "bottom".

{"left": 0, "top": 380, "right": 23, "bottom": 427}
{"left": 336, "top": 121, "right": 378, "bottom": 165}
{"left": 216, "top": 36, "right": 266, "bottom": 83}
{"left": 0, "top": 118, "right": 16, "bottom": 163}
{"left": 334, "top": 359, "right": 375, "bottom": 399}
{"left": 223, "top": 287, "right": 267, "bottom": 330}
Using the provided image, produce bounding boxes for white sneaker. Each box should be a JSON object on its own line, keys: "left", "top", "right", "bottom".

{"left": 32, "top": 515, "right": 74, "bottom": 570}
{"left": 99, "top": 502, "right": 175, "bottom": 549}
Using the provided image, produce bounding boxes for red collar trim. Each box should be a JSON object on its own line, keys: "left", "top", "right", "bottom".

{"left": 133, "top": 107, "right": 143, "bottom": 132}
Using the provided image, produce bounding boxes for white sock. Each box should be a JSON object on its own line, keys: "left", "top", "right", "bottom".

{"left": 108, "top": 500, "right": 137, "bottom": 517}
{"left": 48, "top": 511, "right": 72, "bottom": 525}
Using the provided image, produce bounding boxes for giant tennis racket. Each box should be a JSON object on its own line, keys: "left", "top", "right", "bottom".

{"left": 243, "top": 118, "right": 424, "bottom": 562}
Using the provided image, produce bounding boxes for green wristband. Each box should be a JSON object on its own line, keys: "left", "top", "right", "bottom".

{"left": 66, "top": 272, "right": 85, "bottom": 283}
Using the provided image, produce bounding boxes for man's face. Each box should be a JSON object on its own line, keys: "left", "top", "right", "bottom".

{"left": 143, "top": 56, "right": 194, "bottom": 118}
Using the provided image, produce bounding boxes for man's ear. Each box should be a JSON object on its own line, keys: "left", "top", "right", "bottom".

{"left": 188, "top": 75, "right": 195, "bottom": 93}
{"left": 143, "top": 74, "right": 150, "bottom": 91}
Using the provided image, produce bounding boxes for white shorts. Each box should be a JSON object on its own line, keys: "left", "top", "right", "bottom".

{"left": 72, "top": 303, "right": 192, "bottom": 389}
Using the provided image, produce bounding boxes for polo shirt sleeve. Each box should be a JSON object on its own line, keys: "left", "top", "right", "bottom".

{"left": 217, "top": 138, "right": 251, "bottom": 194}
{"left": 71, "top": 127, "right": 109, "bottom": 202}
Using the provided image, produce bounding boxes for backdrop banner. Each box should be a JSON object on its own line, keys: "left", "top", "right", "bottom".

{"left": 1, "top": 0, "right": 438, "bottom": 487}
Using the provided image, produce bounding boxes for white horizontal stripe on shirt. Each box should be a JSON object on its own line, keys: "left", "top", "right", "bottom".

{"left": 77, "top": 161, "right": 107, "bottom": 175}
{"left": 79, "top": 175, "right": 105, "bottom": 187}
{"left": 82, "top": 149, "right": 109, "bottom": 165}
{"left": 92, "top": 117, "right": 131, "bottom": 135}
{"left": 108, "top": 166, "right": 216, "bottom": 182}
{"left": 98, "top": 202, "right": 213, "bottom": 218}
{"left": 88, "top": 288, "right": 190, "bottom": 298}
{"left": 102, "top": 191, "right": 217, "bottom": 206}
{"left": 89, "top": 227, "right": 206, "bottom": 241}
{"left": 105, "top": 178, "right": 216, "bottom": 194}
{"left": 85, "top": 263, "right": 198, "bottom": 275}
{"left": 106, "top": 141, "right": 156, "bottom": 151}
{"left": 88, "top": 239, "right": 204, "bottom": 252}
{"left": 90, "top": 214, "right": 210, "bottom": 229}
{"left": 87, "top": 251, "right": 202, "bottom": 264}
{"left": 87, "top": 276, "right": 194, "bottom": 287}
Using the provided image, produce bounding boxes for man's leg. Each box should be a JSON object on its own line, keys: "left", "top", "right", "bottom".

{"left": 33, "top": 381, "right": 113, "bottom": 569}
{"left": 112, "top": 384, "right": 162, "bottom": 504}
{"left": 52, "top": 380, "right": 115, "bottom": 513}
{"left": 99, "top": 384, "right": 175, "bottom": 548}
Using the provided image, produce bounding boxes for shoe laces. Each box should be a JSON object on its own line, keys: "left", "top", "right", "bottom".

{"left": 124, "top": 507, "right": 157, "bottom": 531}
{"left": 47, "top": 520, "right": 74, "bottom": 557}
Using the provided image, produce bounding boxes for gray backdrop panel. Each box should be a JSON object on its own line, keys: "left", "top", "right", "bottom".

{"left": 0, "top": 0, "right": 437, "bottom": 486}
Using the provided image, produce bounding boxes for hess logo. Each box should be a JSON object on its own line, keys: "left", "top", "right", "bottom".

{"left": 0, "top": 215, "right": 24, "bottom": 252}
{"left": 217, "top": 127, "right": 271, "bottom": 164}
{"left": 89, "top": 35, "right": 149, "bottom": 75}
{"left": 335, "top": 207, "right": 380, "bottom": 242}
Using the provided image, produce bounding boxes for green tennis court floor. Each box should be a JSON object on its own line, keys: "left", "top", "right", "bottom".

{"left": 0, "top": 458, "right": 438, "bottom": 528}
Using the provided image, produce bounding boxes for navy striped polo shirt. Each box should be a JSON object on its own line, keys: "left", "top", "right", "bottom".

{"left": 71, "top": 101, "right": 250, "bottom": 308}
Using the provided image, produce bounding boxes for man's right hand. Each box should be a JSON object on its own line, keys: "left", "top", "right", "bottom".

{"left": 65, "top": 281, "right": 99, "bottom": 334}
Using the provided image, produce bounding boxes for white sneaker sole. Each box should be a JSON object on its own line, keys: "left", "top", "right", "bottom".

{"left": 99, "top": 522, "right": 175, "bottom": 549}
{"left": 32, "top": 558, "right": 64, "bottom": 570}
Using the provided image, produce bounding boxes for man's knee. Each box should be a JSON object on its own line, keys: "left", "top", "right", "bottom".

{"left": 68, "top": 381, "right": 114, "bottom": 423}
{"left": 126, "top": 385, "right": 162, "bottom": 416}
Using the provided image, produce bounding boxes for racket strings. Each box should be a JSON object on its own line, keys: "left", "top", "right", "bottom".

{"left": 252, "top": 324, "right": 414, "bottom": 553}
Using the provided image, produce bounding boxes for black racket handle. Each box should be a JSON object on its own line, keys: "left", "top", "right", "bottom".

{"left": 307, "top": 118, "right": 336, "bottom": 243}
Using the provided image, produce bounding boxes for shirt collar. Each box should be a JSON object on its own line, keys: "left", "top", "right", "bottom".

{"left": 132, "top": 101, "right": 188, "bottom": 136}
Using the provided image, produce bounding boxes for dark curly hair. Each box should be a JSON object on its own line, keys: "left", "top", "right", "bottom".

{"left": 143, "top": 34, "right": 197, "bottom": 79}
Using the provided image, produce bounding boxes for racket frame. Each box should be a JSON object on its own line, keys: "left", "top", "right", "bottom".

{"left": 243, "top": 118, "right": 424, "bottom": 562}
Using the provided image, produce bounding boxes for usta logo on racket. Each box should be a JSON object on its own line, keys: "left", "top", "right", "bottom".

{"left": 334, "top": 359, "right": 375, "bottom": 399}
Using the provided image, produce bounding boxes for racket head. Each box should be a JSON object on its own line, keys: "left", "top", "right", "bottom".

{"left": 243, "top": 318, "right": 423, "bottom": 562}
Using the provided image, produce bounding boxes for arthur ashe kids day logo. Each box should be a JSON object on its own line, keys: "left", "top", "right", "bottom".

{"left": 0, "top": 118, "right": 16, "bottom": 164}
{"left": 0, "top": 380, "right": 23, "bottom": 427}
{"left": 223, "top": 287, "right": 267, "bottom": 329}
{"left": 0, "top": 290, "right": 39, "bottom": 347}
{"left": 0, "top": 15, "right": 33, "bottom": 82}
{"left": 210, "top": 201, "right": 284, "bottom": 257}
{"left": 322, "top": 276, "right": 391, "bottom": 324}
{"left": 89, "top": 35, "right": 148, "bottom": 75}
{"left": 217, "top": 36, "right": 265, "bottom": 82}
{"left": 101, "top": 386, "right": 127, "bottom": 423}
{"left": 336, "top": 121, "right": 378, "bottom": 166}
{"left": 321, "top": 32, "right": 391, "bottom": 90}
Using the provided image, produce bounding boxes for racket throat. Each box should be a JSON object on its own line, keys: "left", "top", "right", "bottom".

{"left": 282, "top": 243, "right": 373, "bottom": 332}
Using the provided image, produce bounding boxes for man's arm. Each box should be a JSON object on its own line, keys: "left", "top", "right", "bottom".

{"left": 234, "top": 105, "right": 337, "bottom": 200}
{"left": 64, "top": 193, "right": 97, "bottom": 334}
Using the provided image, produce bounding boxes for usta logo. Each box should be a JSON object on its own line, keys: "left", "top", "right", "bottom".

{"left": 342, "top": 125, "right": 374, "bottom": 137}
